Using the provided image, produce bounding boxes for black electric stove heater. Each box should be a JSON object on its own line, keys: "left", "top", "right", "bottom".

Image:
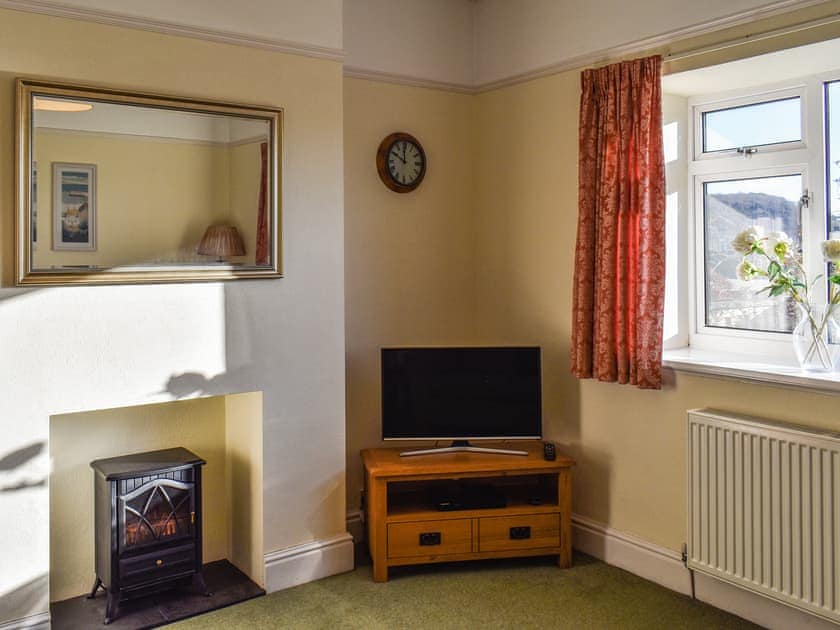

{"left": 89, "top": 447, "right": 207, "bottom": 624}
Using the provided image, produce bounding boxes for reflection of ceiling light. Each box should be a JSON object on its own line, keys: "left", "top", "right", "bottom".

{"left": 33, "top": 97, "right": 93, "bottom": 112}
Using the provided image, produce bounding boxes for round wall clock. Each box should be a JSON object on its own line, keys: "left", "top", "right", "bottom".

{"left": 376, "top": 132, "right": 426, "bottom": 193}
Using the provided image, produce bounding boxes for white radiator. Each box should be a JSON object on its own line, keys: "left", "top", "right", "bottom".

{"left": 687, "top": 409, "right": 840, "bottom": 625}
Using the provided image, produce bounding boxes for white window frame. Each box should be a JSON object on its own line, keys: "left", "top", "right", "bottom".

{"left": 692, "top": 85, "right": 807, "bottom": 161}
{"left": 825, "top": 77, "right": 840, "bottom": 240}
{"left": 691, "top": 165, "right": 809, "bottom": 358}
{"left": 686, "top": 76, "right": 832, "bottom": 360}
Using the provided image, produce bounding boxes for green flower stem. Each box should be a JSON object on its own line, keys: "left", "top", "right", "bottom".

{"left": 801, "top": 304, "right": 835, "bottom": 367}
{"left": 788, "top": 254, "right": 811, "bottom": 301}
{"left": 803, "top": 265, "right": 840, "bottom": 362}
{"left": 751, "top": 244, "right": 833, "bottom": 367}
{"left": 803, "top": 267, "right": 840, "bottom": 367}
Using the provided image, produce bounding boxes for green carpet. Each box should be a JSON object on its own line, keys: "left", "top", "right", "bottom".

{"left": 173, "top": 552, "right": 760, "bottom": 629}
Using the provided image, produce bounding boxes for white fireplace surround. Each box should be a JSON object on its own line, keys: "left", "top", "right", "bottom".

{"left": 0, "top": 277, "right": 350, "bottom": 629}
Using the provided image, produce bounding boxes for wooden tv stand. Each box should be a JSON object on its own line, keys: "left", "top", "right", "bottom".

{"left": 361, "top": 443, "right": 574, "bottom": 582}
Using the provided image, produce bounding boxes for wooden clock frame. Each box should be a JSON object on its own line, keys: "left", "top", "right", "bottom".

{"left": 376, "top": 132, "right": 426, "bottom": 193}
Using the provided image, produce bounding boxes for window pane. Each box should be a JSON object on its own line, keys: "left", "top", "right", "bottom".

{"left": 702, "top": 98, "right": 801, "bottom": 153}
{"left": 826, "top": 82, "right": 840, "bottom": 234}
{"left": 704, "top": 174, "right": 802, "bottom": 333}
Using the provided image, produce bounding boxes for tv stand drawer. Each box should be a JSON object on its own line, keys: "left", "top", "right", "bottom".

{"left": 478, "top": 513, "right": 560, "bottom": 552}
{"left": 387, "top": 519, "right": 472, "bottom": 558}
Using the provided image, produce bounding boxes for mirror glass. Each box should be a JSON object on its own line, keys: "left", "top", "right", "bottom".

{"left": 17, "top": 80, "right": 282, "bottom": 284}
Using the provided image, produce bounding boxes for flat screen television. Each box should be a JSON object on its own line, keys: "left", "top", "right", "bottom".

{"left": 381, "top": 347, "right": 541, "bottom": 455}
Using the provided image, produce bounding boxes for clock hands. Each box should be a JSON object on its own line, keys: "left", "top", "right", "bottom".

{"left": 391, "top": 144, "right": 406, "bottom": 164}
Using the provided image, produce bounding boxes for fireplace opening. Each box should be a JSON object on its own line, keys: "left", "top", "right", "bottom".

{"left": 48, "top": 393, "right": 264, "bottom": 628}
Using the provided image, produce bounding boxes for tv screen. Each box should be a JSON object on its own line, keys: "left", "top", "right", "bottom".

{"left": 381, "top": 347, "right": 542, "bottom": 440}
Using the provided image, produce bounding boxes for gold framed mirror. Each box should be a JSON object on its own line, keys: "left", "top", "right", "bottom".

{"left": 15, "top": 78, "right": 283, "bottom": 285}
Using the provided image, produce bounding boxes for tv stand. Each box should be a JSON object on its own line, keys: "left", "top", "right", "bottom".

{"left": 399, "top": 440, "right": 528, "bottom": 457}
{"left": 362, "top": 443, "right": 574, "bottom": 582}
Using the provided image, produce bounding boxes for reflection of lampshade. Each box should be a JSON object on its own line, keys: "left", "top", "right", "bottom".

{"left": 197, "top": 225, "right": 245, "bottom": 262}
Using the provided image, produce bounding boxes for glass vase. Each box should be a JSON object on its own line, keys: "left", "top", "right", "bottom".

{"left": 792, "top": 304, "right": 840, "bottom": 372}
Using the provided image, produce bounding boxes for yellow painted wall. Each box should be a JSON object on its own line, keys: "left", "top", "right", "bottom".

{"left": 228, "top": 140, "right": 263, "bottom": 263}
{"left": 224, "top": 392, "right": 265, "bottom": 586}
{"left": 32, "top": 131, "right": 263, "bottom": 268}
{"left": 343, "top": 1, "right": 840, "bottom": 554}
{"left": 471, "top": 7, "right": 840, "bottom": 552}
{"left": 49, "top": 397, "right": 228, "bottom": 602}
{"left": 343, "top": 77, "right": 478, "bottom": 510}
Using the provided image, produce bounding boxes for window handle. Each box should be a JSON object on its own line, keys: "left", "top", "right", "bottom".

{"left": 736, "top": 146, "right": 757, "bottom": 156}
{"left": 799, "top": 190, "right": 812, "bottom": 209}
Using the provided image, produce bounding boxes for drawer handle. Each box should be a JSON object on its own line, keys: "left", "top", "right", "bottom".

{"left": 156, "top": 559, "right": 163, "bottom": 567}
{"left": 419, "top": 532, "right": 441, "bottom": 546}
{"left": 509, "top": 526, "right": 531, "bottom": 540}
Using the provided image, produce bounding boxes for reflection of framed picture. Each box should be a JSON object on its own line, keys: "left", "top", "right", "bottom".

{"left": 53, "top": 162, "right": 96, "bottom": 251}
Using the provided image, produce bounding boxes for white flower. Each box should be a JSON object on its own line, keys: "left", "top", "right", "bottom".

{"left": 765, "top": 231, "right": 793, "bottom": 259}
{"left": 822, "top": 239, "right": 840, "bottom": 263}
{"left": 732, "top": 226, "right": 764, "bottom": 255}
{"left": 736, "top": 259, "right": 757, "bottom": 281}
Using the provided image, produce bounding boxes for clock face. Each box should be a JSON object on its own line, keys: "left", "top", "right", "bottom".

{"left": 387, "top": 139, "right": 424, "bottom": 187}
{"left": 377, "top": 132, "right": 426, "bottom": 192}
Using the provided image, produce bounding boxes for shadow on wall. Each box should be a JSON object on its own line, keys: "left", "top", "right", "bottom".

{"left": 0, "top": 442, "right": 47, "bottom": 492}
{"left": 161, "top": 280, "right": 345, "bottom": 551}
{"left": 0, "top": 573, "right": 49, "bottom": 625}
{"left": 564, "top": 444, "right": 613, "bottom": 528}
{"left": 543, "top": 340, "right": 582, "bottom": 445}
{"left": 0, "top": 444, "right": 48, "bottom": 621}
{"left": 0, "top": 288, "right": 38, "bottom": 305}
{"left": 163, "top": 372, "right": 230, "bottom": 398}
{"left": 160, "top": 283, "right": 272, "bottom": 402}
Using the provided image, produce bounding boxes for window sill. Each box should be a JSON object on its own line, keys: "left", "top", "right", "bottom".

{"left": 662, "top": 347, "right": 840, "bottom": 394}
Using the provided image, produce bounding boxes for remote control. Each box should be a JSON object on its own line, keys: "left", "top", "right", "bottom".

{"left": 543, "top": 441, "right": 556, "bottom": 461}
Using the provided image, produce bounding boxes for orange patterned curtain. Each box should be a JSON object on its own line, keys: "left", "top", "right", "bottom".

{"left": 255, "top": 142, "right": 270, "bottom": 266}
{"left": 571, "top": 55, "right": 666, "bottom": 389}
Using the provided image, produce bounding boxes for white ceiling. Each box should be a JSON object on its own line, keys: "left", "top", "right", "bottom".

{"left": 343, "top": 0, "right": 475, "bottom": 87}
{"left": 663, "top": 37, "right": 840, "bottom": 97}
{"left": 34, "top": 100, "right": 268, "bottom": 144}
{"left": 344, "top": 0, "right": 812, "bottom": 88}
{"left": 471, "top": 0, "right": 809, "bottom": 87}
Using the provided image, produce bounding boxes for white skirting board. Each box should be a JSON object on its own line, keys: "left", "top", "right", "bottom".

{"left": 571, "top": 514, "right": 839, "bottom": 630}
{"left": 0, "top": 613, "right": 50, "bottom": 630}
{"left": 571, "top": 514, "right": 691, "bottom": 594}
{"left": 263, "top": 532, "right": 355, "bottom": 593}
